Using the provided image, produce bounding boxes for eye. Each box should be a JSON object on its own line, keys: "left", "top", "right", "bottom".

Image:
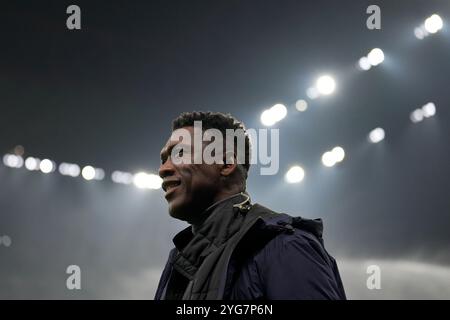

{"left": 178, "top": 149, "right": 184, "bottom": 157}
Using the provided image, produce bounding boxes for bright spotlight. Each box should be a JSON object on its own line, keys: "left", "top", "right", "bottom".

{"left": 111, "top": 171, "right": 133, "bottom": 185}
{"left": 260, "top": 109, "right": 277, "bottom": 126}
{"left": 25, "top": 157, "right": 40, "bottom": 171}
{"left": 321, "top": 151, "right": 336, "bottom": 167}
{"left": 410, "top": 109, "right": 424, "bottom": 123}
{"left": 424, "top": 14, "right": 443, "bottom": 34}
{"left": 332, "top": 146, "right": 345, "bottom": 162}
{"left": 414, "top": 27, "right": 426, "bottom": 40}
{"left": 133, "top": 172, "right": 162, "bottom": 189}
{"left": 271, "top": 104, "right": 287, "bottom": 122}
{"left": 295, "top": 99, "right": 308, "bottom": 112}
{"left": 261, "top": 104, "right": 287, "bottom": 126}
{"left": 3, "top": 154, "right": 24, "bottom": 168}
{"left": 133, "top": 172, "right": 149, "bottom": 189}
{"left": 39, "top": 159, "right": 55, "bottom": 174}
{"left": 59, "top": 162, "right": 81, "bottom": 177}
{"left": 422, "top": 102, "right": 436, "bottom": 118}
{"left": 148, "top": 174, "right": 163, "bottom": 189}
{"left": 285, "top": 165, "right": 305, "bottom": 184}
{"left": 368, "top": 127, "right": 385, "bottom": 143}
{"left": 358, "top": 57, "right": 371, "bottom": 70}
{"left": 82, "top": 166, "right": 96, "bottom": 181}
{"left": 367, "top": 48, "right": 384, "bottom": 66}
{"left": 316, "top": 75, "right": 336, "bottom": 95}
{"left": 306, "top": 87, "right": 319, "bottom": 100}
{"left": 68, "top": 164, "right": 81, "bottom": 177}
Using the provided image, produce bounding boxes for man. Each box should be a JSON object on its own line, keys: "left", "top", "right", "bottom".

{"left": 155, "top": 111, "right": 346, "bottom": 300}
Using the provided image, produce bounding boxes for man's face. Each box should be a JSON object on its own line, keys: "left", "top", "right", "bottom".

{"left": 159, "top": 126, "right": 221, "bottom": 223}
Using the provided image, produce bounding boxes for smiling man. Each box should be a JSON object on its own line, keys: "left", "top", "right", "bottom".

{"left": 154, "top": 111, "right": 346, "bottom": 300}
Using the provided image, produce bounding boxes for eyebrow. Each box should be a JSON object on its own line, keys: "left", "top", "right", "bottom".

{"left": 160, "top": 146, "right": 171, "bottom": 161}
{"left": 160, "top": 143, "right": 192, "bottom": 161}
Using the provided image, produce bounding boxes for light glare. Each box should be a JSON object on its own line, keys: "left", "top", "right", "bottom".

{"left": 285, "top": 165, "right": 305, "bottom": 184}
{"left": 112, "top": 171, "right": 133, "bottom": 185}
{"left": 422, "top": 102, "right": 436, "bottom": 118}
{"left": 424, "top": 14, "right": 443, "bottom": 34}
{"left": 260, "top": 104, "right": 287, "bottom": 126}
{"left": 271, "top": 104, "right": 287, "bottom": 122}
{"left": 332, "top": 146, "right": 345, "bottom": 162}
{"left": 295, "top": 99, "right": 308, "bottom": 112}
{"left": 306, "top": 87, "right": 319, "bottom": 100}
{"left": 410, "top": 109, "right": 424, "bottom": 123}
{"left": 133, "top": 172, "right": 162, "bottom": 190}
{"left": 367, "top": 48, "right": 384, "bottom": 66}
{"left": 359, "top": 57, "right": 371, "bottom": 70}
{"left": 39, "top": 159, "right": 55, "bottom": 174}
{"left": 368, "top": 127, "right": 385, "bottom": 143}
{"left": 322, "top": 151, "right": 336, "bottom": 167}
{"left": 82, "top": 166, "right": 96, "bottom": 181}
{"left": 25, "top": 157, "right": 40, "bottom": 171}
{"left": 3, "top": 154, "right": 24, "bottom": 168}
{"left": 316, "top": 75, "right": 336, "bottom": 95}
{"left": 59, "top": 162, "right": 81, "bottom": 177}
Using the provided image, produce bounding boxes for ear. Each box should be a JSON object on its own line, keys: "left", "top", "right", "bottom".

{"left": 220, "top": 151, "right": 238, "bottom": 177}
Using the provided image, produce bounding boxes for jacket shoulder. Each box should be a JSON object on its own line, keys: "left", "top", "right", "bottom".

{"left": 246, "top": 203, "right": 324, "bottom": 244}
{"left": 230, "top": 207, "right": 346, "bottom": 299}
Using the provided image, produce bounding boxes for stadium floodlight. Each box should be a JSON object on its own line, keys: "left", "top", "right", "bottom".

{"left": 368, "top": 127, "right": 385, "bottom": 143}
{"left": 332, "top": 146, "right": 345, "bottom": 162}
{"left": 285, "top": 165, "right": 305, "bottom": 184}
{"left": 39, "top": 159, "right": 55, "bottom": 174}
{"left": 82, "top": 165, "right": 96, "bottom": 181}
{"left": 410, "top": 109, "right": 424, "bottom": 123}
{"left": 3, "top": 154, "right": 24, "bottom": 168}
{"left": 316, "top": 75, "right": 336, "bottom": 95}
{"left": 321, "top": 151, "right": 336, "bottom": 167}
{"left": 260, "top": 103, "right": 287, "bottom": 126}
{"left": 424, "top": 14, "right": 443, "bottom": 34}
{"left": 422, "top": 102, "right": 436, "bottom": 118}
{"left": 25, "top": 157, "right": 41, "bottom": 171}
{"left": 111, "top": 171, "right": 134, "bottom": 185}
{"left": 133, "top": 172, "right": 162, "bottom": 189}
{"left": 59, "top": 162, "right": 81, "bottom": 177}
{"left": 367, "top": 48, "right": 384, "bottom": 66}
{"left": 358, "top": 57, "right": 372, "bottom": 71}
{"left": 295, "top": 99, "right": 308, "bottom": 112}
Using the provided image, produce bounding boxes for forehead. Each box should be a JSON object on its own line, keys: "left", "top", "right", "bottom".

{"left": 161, "top": 126, "right": 195, "bottom": 152}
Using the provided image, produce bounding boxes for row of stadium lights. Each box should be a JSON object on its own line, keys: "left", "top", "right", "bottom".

{"left": 281, "top": 102, "right": 436, "bottom": 184}
{"left": 1, "top": 14, "right": 444, "bottom": 189}
{"left": 266, "top": 13, "right": 443, "bottom": 185}
{"left": 2, "top": 154, "right": 162, "bottom": 190}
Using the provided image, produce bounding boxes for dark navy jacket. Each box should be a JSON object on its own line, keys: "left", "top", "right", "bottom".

{"left": 155, "top": 194, "right": 346, "bottom": 300}
{"left": 227, "top": 213, "right": 346, "bottom": 299}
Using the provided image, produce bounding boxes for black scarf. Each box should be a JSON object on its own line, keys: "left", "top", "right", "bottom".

{"left": 164, "top": 192, "right": 276, "bottom": 299}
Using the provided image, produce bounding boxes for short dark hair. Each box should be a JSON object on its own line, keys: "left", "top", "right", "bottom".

{"left": 172, "top": 111, "right": 251, "bottom": 181}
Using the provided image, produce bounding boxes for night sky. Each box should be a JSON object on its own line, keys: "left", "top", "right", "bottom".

{"left": 1, "top": 0, "right": 450, "bottom": 299}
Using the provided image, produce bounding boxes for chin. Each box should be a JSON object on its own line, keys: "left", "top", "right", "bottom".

{"left": 168, "top": 202, "right": 191, "bottom": 222}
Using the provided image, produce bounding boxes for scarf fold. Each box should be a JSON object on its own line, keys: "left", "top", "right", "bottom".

{"left": 171, "top": 193, "right": 249, "bottom": 280}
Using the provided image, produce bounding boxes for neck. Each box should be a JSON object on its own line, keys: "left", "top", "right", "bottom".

{"left": 190, "top": 189, "right": 245, "bottom": 232}
{"left": 211, "top": 186, "right": 244, "bottom": 206}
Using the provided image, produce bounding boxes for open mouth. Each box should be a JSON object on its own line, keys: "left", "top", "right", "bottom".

{"left": 162, "top": 179, "right": 181, "bottom": 196}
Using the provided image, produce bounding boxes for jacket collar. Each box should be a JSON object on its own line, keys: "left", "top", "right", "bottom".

{"left": 171, "top": 192, "right": 251, "bottom": 277}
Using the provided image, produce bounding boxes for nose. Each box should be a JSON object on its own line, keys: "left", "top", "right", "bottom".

{"left": 159, "top": 157, "right": 175, "bottom": 179}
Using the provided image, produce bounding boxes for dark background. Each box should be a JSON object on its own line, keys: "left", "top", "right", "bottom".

{"left": 1, "top": 0, "right": 450, "bottom": 299}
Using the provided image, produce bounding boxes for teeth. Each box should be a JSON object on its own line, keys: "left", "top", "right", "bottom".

{"left": 165, "top": 182, "right": 179, "bottom": 192}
